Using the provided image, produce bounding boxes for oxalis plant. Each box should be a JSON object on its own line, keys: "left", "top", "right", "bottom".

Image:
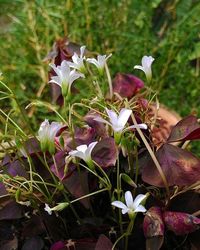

{"left": 0, "top": 40, "right": 200, "bottom": 250}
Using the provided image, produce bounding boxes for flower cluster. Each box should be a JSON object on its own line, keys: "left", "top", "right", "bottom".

{"left": 2, "top": 42, "right": 199, "bottom": 250}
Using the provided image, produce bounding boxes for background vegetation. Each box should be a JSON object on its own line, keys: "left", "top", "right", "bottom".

{"left": 0, "top": 0, "right": 200, "bottom": 124}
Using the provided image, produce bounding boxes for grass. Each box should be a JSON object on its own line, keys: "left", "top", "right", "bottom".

{"left": 0, "top": 0, "right": 200, "bottom": 129}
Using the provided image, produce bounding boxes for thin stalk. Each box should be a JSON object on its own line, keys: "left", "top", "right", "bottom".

{"left": 0, "top": 109, "right": 27, "bottom": 137}
{"left": 70, "top": 187, "right": 108, "bottom": 204}
{"left": 105, "top": 62, "right": 113, "bottom": 99}
{"left": 128, "top": 110, "right": 170, "bottom": 198}
{"left": 116, "top": 157, "right": 123, "bottom": 236}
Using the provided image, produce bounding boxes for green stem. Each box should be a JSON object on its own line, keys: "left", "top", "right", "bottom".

{"left": 125, "top": 219, "right": 134, "bottom": 250}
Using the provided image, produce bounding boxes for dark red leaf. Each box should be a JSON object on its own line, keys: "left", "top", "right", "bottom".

{"left": 112, "top": 73, "right": 144, "bottom": 99}
{"left": 92, "top": 137, "right": 118, "bottom": 168}
{"left": 143, "top": 207, "right": 164, "bottom": 238}
{"left": 59, "top": 126, "right": 97, "bottom": 152}
{"left": 0, "top": 201, "right": 24, "bottom": 220}
{"left": 167, "top": 115, "right": 200, "bottom": 142}
{"left": 0, "top": 237, "right": 18, "bottom": 250}
{"left": 22, "top": 215, "right": 45, "bottom": 237}
{"left": 142, "top": 144, "right": 200, "bottom": 187}
{"left": 163, "top": 211, "right": 200, "bottom": 235}
{"left": 95, "top": 235, "right": 113, "bottom": 250}
{"left": 50, "top": 241, "right": 66, "bottom": 250}
{"left": 22, "top": 237, "right": 44, "bottom": 250}
{"left": 62, "top": 170, "right": 90, "bottom": 208}
{"left": 84, "top": 111, "right": 108, "bottom": 138}
{"left": 50, "top": 151, "right": 76, "bottom": 180}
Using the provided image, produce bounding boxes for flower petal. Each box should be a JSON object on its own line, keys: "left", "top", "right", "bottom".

{"left": 133, "top": 194, "right": 147, "bottom": 209}
{"left": 125, "top": 191, "right": 134, "bottom": 209}
{"left": 85, "top": 141, "right": 98, "bottom": 159}
{"left": 80, "top": 45, "right": 86, "bottom": 58}
{"left": 69, "top": 150, "right": 85, "bottom": 161}
{"left": 111, "top": 201, "right": 127, "bottom": 210}
{"left": 134, "top": 205, "right": 146, "bottom": 213}
{"left": 49, "top": 76, "right": 62, "bottom": 86}
{"left": 118, "top": 108, "right": 132, "bottom": 128}
{"left": 76, "top": 144, "right": 88, "bottom": 153}
{"left": 134, "top": 65, "right": 144, "bottom": 71}
{"left": 106, "top": 108, "right": 118, "bottom": 126}
{"left": 128, "top": 123, "right": 148, "bottom": 130}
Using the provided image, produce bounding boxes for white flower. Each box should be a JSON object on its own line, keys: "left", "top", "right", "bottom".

{"left": 87, "top": 54, "right": 112, "bottom": 73}
{"left": 49, "top": 60, "right": 85, "bottom": 96}
{"left": 69, "top": 141, "right": 98, "bottom": 169}
{"left": 44, "top": 203, "right": 68, "bottom": 215}
{"left": 44, "top": 203, "right": 52, "bottom": 215}
{"left": 67, "top": 46, "right": 86, "bottom": 73}
{"left": 134, "top": 55, "right": 154, "bottom": 82}
{"left": 38, "top": 119, "right": 62, "bottom": 154}
{"left": 112, "top": 191, "right": 147, "bottom": 217}
{"left": 94, "top": 108, "right": 147, "bottom": 133}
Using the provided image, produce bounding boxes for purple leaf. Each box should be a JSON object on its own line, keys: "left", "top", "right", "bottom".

{"left": 22, "top": 237, "right": 44, "bottom": 250}
{"left": 0, "top": 201, "right": 24, "bottom": 220}
{"left": 92, "top": 138, "right": 118, "bottom": 168}
{"left": 22, "top": 215, "right": 45, "bottom": 237}
{"left": 163, "top": 211, "right": 200, "bottom": 235}
{"left": 143, "top": 207, "right": 164, "bottom": 238}
{"left": 167, "top": 115, "right": 200, "bottom": 142}
{"left": 84, "top": 111, "right": 108, "bottom": 138}
{"left": 142, "top": 144, "right": 200, "bottom": 187}
{"left": 4, "top": 160, "right": 28, "bottom": 178}
{"left": 112, "top": 73, "right": 144, "bottom": 98}
{"left": 62, "top": 170, "right": 90, "bottom": 209}
{"left": 0, "top": 237, "right": 18, "bottom": 250}
{"left": 50, "top": 151, "right": 76, "bottom": 180}
{"left": 95, "top": 235, "right": 113, "bottom": 250}
{"left": 60, "top": 126, "right": 97, "bottom": 152}
{"left": 23, "top": 138, "right": 40, "bottom": 155}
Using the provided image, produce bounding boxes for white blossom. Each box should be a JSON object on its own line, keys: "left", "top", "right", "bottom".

{"left": 112, "top": 191, "right": 147, "bottom": 217}
{"left": 49, "top": 60, "right": 84, "bottom": 96}
{"left": 44, "top": 203, "right": 52, "bottom": 215}
{"left": 87, "top": 54, "right": 112, "bottom": 73}
{"left": 94, "top": 108, "right": 147, "bottom": 133}
{"left": 67, "top": 46, "right": 86, "bottom": 73}
{"left": 69, "top": 141, "right": 98, "bottom": 165}
{"left": 38, "top": 119, "right": 62, "bottom": 154}
{"left": 134, "top": 55, "right": 154, "bottom": 82}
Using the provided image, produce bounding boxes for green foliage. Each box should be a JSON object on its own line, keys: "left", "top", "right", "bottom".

{"left": 0, "top": 0, "right": 200, "bottom": 120}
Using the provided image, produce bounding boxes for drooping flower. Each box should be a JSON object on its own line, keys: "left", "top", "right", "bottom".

{"left": 87, "top": 54, "right": 112, "bottom": 74}
{"left": 94, "top": 108, "right": 147, "bottom": 143}
{"left": 44, "top": 202, "right": 68, "bottom": 215}
{"left": 49, "top": 60, "right": 85, "bottom": 96}
{"left": 69, "top": 141, "right": 98, "bottom": 169}
{"left": 38, "top": 119, "right": 62, "bottom": 154}
{"left": 112, "top": 191, "right": 147, "bottom": 219}
{"left": 67, "top": 45, "right": 86, "bottom": 73}
{"left": 134, "top": 56, "right": 154, "bottom": 82}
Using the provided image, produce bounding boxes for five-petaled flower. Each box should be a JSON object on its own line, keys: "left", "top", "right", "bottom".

{"left": 49, "top": 60, "right": 85, "bottom": 97}
{"left": 38, "top": 119, "right": 62, "bottom": 154}
{"left": 94, "top": 108, "right": 147, "bottom": 144}
{"left": 87, "top": 54, "right": 112, "bottom": 75}
{"left": 134, "top": 55, "right": 154, "bottom": 82}
{"left": 69, "top": 141, "right": 98, "bottom": 169}
{"left": 67, "top": 45, "right": 86, "bottom": 73}
{"left": 112, "top": 191, "right": 147, "bottom": 219}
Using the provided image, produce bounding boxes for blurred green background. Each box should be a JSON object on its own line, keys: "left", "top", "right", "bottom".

{"left": 0, "top": 0, "right": 200, "bottom": 119}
